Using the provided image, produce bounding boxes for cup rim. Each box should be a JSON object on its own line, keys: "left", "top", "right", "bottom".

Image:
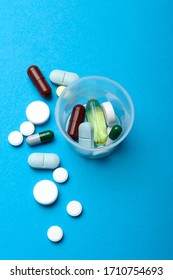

{"left": 55, "top": 75, "right": 134, "bottom": 152}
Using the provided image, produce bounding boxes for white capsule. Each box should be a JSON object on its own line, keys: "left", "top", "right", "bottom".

{"left": 28, "top": 153, "right": 60, "bottom": 169}
{"left": 49, "top": 70, "right": 79, "bottom": 86}
{"left": 78, "top": 122, "right": 94, "bottom": 148}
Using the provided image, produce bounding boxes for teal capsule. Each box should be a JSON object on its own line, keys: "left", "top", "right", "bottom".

{"left": 26, "top": 130, "right": 54, "bottom": 146}
{"left": 86, "top": 98, "right": 107, "bottom": 145}
{"left": 106, "top": 125, "right": 122, "bottom": 145}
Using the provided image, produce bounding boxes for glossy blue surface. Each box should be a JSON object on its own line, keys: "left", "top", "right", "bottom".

{"left": 0, "top": 0, "right": 173, "bottom": 260}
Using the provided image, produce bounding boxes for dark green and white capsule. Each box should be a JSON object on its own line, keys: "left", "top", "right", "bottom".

{"left": 26, "top": 130, "right": 54, "bottom": 146}
{"left": 106, "top": 125, "right": 122, "bottom": 145}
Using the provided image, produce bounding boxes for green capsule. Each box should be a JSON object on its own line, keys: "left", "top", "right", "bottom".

{"left": 109, "top": 125, "right": 122, "bottom": 140}
{"left": 86, "top": 98, "right": 107, "bottom": 145}
{"left": 26, "top": 130, "right": 54, "bottom": 146}
{"left": 106, "top": 125, "right": 122, "bottom": 145}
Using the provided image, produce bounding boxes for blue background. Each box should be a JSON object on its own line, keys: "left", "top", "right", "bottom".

{"left": 0, "top": 0, "right": 172, "bottom": 260}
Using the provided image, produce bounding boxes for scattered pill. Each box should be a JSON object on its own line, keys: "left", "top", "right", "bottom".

{"left": 26, "top": 101, "right": 50, "bottom": 125}
{"left": 53, "top": 167, "right": 68, "bottom": 183}
{"left": 101, "top": 101, "right": 116, "bottom": 126}
{"left": 28, "top": 153, "right": 60, "bottom": 169}
{"left": 20, "top": 121, "right": 35, "bottom": 136}
{"left": 56, "top": 85, "right": 67, "bottom": 97}
{"left": 26, "top": 130, "right": 54, "bottom": 146}
{"left": 49, "top": 70, "right": 79, "bottom": 86}
{"left": 66, "top": 200, "right": 82, "bottom": 217}
{"left": 47, "top": 226, "right": 63, "bottom": 242}
{"left": 67, "top": 104, "right": 85, "bottom": 141}
{"left": 78, "top": 122, "right": 94, "bottom": 148}
{"left": 106, "top": 125, "right": 122, "bottom": 145}
{"left": 8, "top": 131, "right": 23, "bottom": 146}
{"left": 27, "top": 65, "right": 52, "bottom": 97}
{"left": 33, "top": 180, "right": 58, "bottom": 205}
{"left": 86, "top": 98, "right": 107, "bottom": 145}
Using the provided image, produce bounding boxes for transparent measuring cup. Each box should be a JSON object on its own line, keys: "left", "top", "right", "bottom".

{"left": 55, "top": 76, "right": 134, "bottom": 159}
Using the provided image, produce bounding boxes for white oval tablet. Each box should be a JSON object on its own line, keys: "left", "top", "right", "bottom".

{"left": 26, "top": 101, "right": 50, "bottom": 125}
{"left": 20, "top": 121, "right": 35, "bottom": 136}
{"left": 101, "top": 101, "right": 116, "bottom": 126}
{"left": 33, "top": 180, "right": 58, "bottom": 205}
{"left": 8, "top": 131, "right": 23, "bottom": 146}
{"left": 28, "top": 153, "right": 60, "bottom": 169}
{"left": 66, "top": 200, "right": 82, "bottom": 217}
{"left": 49, "top": 70, "right": 79, "bottom": 86}
{"left": 47, "top": 226, "right": 63, "bottom": 242}
{"left": 53, "top": 167, "right": 68, "bottom": 183}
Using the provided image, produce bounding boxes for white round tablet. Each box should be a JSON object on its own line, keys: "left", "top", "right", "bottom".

{"left": 47, "top": 226, "right": 63, "bottom": 242}
{"left": 56, "top": 85, "right": 66, "bottom": 97}
{"left": 8, "top": 131, "right": 23, "bottom": 146}
{"left": 20, "top": 121, "right": 35, "bottom": 136}
{"left": 66, "top": 200, "right": 82, "bottom": 217}
{"left": 101, "top": 101, "right": 116, "bottom": 126}
{"left": 26, "top": 101, "right": 50, "bottom": 125}
{"left": 33, "top": 180, "right": 58, "bottom": 205}
{"left": 53, "top": 167, "right": 68, "bottom": 183}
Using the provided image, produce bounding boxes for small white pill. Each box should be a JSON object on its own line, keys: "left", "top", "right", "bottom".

{"left": 26, "top": 101, "right": 50, "bottom": 125}
{"left": 47, "top": 226, "right": 63, "bottom": 242}
{"left": 49, "top": 70, "right": 79, "bottom": 86}
{"left": 56, "top": 85, "right": 66, "bottom": 97}
{"left": 53, "top": 167, "right": 68, "bottom": 183}
{"left": 20, "top": 121, "right": 35, "bottom": 136}
{"left": 28, "top": 153, "right": 60, "bottom": 169}
{"left": 33, "top": 180, "right": 58, "bottom": 205}
{"left": 101, "top": 101, "right": 116, "bottom": 126}
{"left": 66, "top": 200, "right": 82, "bottom": 217}
{"left": 8, "top": 131, "right": 23, "bottom": 146}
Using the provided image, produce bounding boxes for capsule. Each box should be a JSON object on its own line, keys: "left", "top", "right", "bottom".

{"left": 27, "top": 65, "right": 52, "bottom": 97}
{"left": 86, "top": 98, "right": 107, "bottom": 145}
{"left": 49, "top": 70, "right": 79, "bottom": 86}
{"left": 106, "top": 125, "right": 122, "bottom": 145}
{"left": 67, "top": 105, "right": 85, "bottom": 141}
{"left": 26, "top": 130, "right": 54, "bottom": 146}
{"left": 78, "top": 122, "right": 94, "bottom": 148}
{"left": 28, "top": 153, "right": 60, "bottom": 169}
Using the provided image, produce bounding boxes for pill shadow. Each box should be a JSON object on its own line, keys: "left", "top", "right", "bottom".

{"left": 43, "top": 94, "right": 52, "bottom": 101}
{"left": 33, "top": 191, "right": 61, "bottom": 210}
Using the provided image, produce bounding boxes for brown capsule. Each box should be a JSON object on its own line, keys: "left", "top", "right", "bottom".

{"left": 67, "top": 104, "right": 86, "bottom": 141}
{"left": 27, "top": 65, "right": 52, "bottom": 97}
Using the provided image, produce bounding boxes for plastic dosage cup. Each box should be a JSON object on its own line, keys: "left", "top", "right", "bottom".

{"left": 55, "top": 76, "right": 134, "bottom": 159}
